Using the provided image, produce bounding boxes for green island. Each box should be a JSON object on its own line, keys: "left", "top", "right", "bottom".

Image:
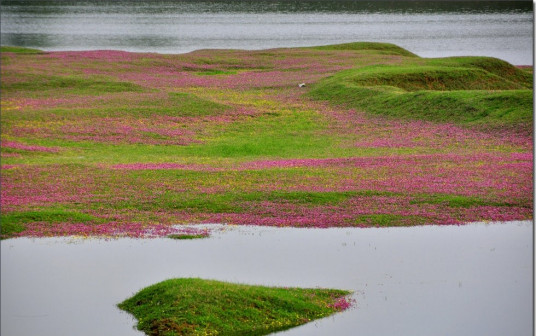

{"left": 0, "top": 42, "right": 532, "bottom": 239}
{"left": 118, "top": 278, "right": 352, "bottom": 336}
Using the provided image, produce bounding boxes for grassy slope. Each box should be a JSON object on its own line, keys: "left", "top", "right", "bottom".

{"left": 118, "top": 278, "right": 351, "bottom": 336}
{"left": 309, "top": 56, "right": 533, "bottom": 131}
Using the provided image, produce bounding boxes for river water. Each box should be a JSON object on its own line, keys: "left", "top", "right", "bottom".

{"left": 0, "top": 0, "right": 533, "bottom": 65}
{"left": 1, "top": 221, "right": 533, "bottom": 336}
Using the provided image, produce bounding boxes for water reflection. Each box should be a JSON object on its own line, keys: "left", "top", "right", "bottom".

{"left": 1, "top": 1, "right": 532, "bottom": 14}
{"left": 1, "top": 221, "right": 532, "bottom": 336}
{"left": 1, "top": 0, "right": 532, "bottom": 64}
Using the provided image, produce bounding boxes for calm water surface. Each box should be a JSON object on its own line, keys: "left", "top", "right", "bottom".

{"left": 1, "top": 221, "right": 532, "bottom": 336}
{"left": 0, "top": 1, "right": 533, "bottom": 64}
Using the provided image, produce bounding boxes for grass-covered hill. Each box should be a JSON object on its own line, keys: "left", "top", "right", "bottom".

{"left": 309, "top": 54, "right": 532, "bottom": 132}
{"left": 0, "top": 43, "right": 532, "bottom": 239}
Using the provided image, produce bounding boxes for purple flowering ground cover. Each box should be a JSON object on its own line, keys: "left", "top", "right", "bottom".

{"left": 0, "top": 43, "right": 533, "bottom": 239}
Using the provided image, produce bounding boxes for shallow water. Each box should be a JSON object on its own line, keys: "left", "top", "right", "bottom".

{"left": 1, "top": 221, "right": 532, "bottom": 336}
{"left": 0, "top": 0, "right": 533, "bottom": 65}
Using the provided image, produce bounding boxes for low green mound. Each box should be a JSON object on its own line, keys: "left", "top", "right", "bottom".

{"left": 118, "top": 278, "right": 352, "bottom": 336}
{"left": 308, "top": 41, "right": 418, "bottom": 57}
{"left": 430, "top": 56, "right": 533, "bottom": 88}
{"left": 334, "top": 65, "right": 524, "bottom": 91}
{"left": 310, "top": 55, "right": 533, "bottom": 130}
{"left": 1, "top": 74, "right": 145, "bottom": 95}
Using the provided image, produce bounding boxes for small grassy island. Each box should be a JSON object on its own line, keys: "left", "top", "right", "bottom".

{"left": 118, "top": 278, "right": 352, "bottom": 336}
{"left": 0, "top": 42, "right": 532, "bottom": 239}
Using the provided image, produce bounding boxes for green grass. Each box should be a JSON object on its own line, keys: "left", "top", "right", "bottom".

{"left": 333, "top": 65, "right": 525, "bottom": 91}
{"left": 1, "top": 92, "right": 229, "bottom": 121}
{"left": 1, "top": 46, "right": 43, "bottom": 54}
{"left": 309, "top": 56, "right": 533, "bottom": 130}
{"left": 409, "top": 194, "right": 522, "bottom": 208}
{"left": 168, "top": 92, "right": 229, "bottom": 116}
{"left": 167, "top": 234, "right": 208, "bottom": 240}
{"left": 179, "top": 109, "right": 338, "bottom": 158}
{"left": 308, "top": 42, "right": 418, "bottom": 57}
{"left": 355, "top": 214, "right": 418, "bottom": 226}
{"left": 112, "top": 190, "right": 358, "bottom": 213}
{"left": 1, "top": 74, "right": 145, "bottom": 96}
{"left": 194, "top": 69, "right": 238, "bottom": 76}
{"left": 0, "top": 209, "right": 97, "bottom": 238}
{"left": 118, "top": 278, "right": 351, "bottom": 336}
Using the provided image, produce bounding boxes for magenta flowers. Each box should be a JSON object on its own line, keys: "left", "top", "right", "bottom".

{"left": 0, "top": 44, "right": 532, "bottom": 238}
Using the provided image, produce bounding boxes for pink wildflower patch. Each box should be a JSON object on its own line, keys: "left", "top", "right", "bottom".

{"left": 329, "top": 297, "right": 354, "bottom": 311}
{"left": 1, "top": 141, "right": 61, "bottom": 153}
{"left": 108, "top": 163, "right": 223, "bottom": 171}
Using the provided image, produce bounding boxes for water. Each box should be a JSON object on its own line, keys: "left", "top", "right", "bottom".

{"left": 0, "top": 1, "right": 533, "bottom": 65}
{"left": 1, "top": 221, "right": 533, "bottom": 336}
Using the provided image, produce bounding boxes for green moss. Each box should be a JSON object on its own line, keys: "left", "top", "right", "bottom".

{"left": 118, "top": 278, "right": 351, "bottom": 336}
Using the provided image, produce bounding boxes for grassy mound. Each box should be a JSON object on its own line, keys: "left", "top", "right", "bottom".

{"left": 308, "top": 41, "right": 418, "bottom": 57}
{"left": 118, "top": 278, "right": 352, "bottom": 336}
{"left": 309, "top": 56, "right": 533, "bottom": 130}
{"left": 332, "top": 65, "right": 525, "bottom": 91}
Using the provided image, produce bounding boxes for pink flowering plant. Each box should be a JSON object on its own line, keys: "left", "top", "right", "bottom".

{"left": 0, "top": 43, "right": 532, "bottom": 239}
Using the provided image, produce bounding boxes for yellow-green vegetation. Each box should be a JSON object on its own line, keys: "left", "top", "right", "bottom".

{"left": 0, "top": 43, "right": 532, "bottom": 238}
{"left": 118, "top": 278, "right": 352, "bottom": 336}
